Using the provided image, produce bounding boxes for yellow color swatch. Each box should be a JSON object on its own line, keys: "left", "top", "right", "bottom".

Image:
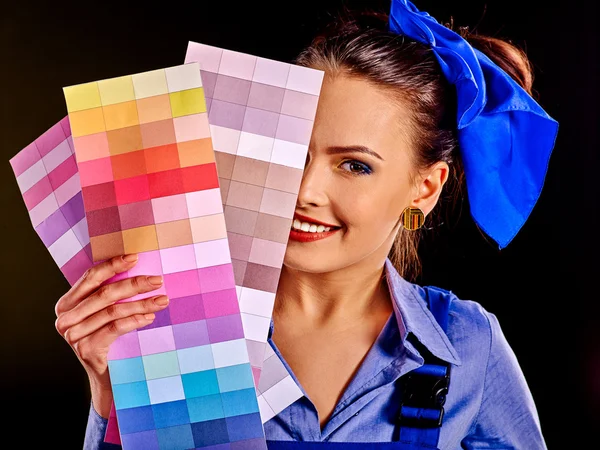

{"left": 123, "top": 225, "right": 159, "bottom": 253}
{"left": 169, "top": 88, "right": 206, "bottom": 117}
{"left": 69, "top": 107, "right": 106, "bottom": 138}
{"left": 103, "top": 101, "right": 140, "bottom": 131}
{"left": 98, "top": 76, "right": 135, "bottom": 106}
{"left": 132, "top": 69, "right": 168, "bottom": 99}
{"left": 63, "top": 82, "right": 101, "bottom": 113}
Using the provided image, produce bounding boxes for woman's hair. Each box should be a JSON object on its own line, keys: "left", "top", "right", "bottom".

{"left": 295, "top": 9, "right": 535, "bottom": 282}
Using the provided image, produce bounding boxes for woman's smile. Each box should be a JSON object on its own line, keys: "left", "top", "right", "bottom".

{"left": 289, "top": 212, "right": 343, "bottom": 242}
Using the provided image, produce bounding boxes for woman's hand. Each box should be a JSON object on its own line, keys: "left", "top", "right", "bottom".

{"left": 54, "top": 253, "right": 169, "bottom": 418}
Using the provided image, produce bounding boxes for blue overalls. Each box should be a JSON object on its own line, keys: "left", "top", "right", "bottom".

{"left": 266, "top": 288, "right": 452, "bottom": 450}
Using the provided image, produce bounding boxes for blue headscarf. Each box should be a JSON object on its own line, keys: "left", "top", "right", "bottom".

{"left": 389, "top": 0, "right": 558, "bottom": 249}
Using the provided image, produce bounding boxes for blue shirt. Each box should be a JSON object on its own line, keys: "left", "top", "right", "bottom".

{"left": 84, "top": 259, "right": 547, "bottom": 449}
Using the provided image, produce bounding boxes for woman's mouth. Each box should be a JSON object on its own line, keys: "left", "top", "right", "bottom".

{"left": 289, "top": 218, "right": 342, "bottom": 242}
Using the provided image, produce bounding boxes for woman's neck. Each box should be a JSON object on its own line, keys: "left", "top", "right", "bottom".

{"left": 274, "top": 259, "right": 392, "bottom": 326}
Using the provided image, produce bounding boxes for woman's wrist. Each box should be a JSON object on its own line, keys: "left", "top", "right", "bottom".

{"left": 89, "top": 378, "right": 114, "bottom": 419}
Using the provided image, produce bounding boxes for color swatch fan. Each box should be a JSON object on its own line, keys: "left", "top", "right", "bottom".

{"left": 64, "top": 63, "right": 266, "bottom": 449}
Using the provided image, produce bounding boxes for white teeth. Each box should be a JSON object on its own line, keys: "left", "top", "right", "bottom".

{"left": 292, "top": 220, "right": 336, "bottom": 233}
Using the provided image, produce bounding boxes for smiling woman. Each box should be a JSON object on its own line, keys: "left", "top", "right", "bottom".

{"left": 70, "top": 1, "right": 557, "bottom": 449}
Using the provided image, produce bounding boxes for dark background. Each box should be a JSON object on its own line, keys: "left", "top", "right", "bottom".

{"left": 2, "top": 0, "right": 597, "bottom": 448}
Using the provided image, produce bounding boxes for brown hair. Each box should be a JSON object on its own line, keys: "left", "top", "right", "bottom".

{"left": 295, "top": 9, "right": 535, "bottom": 282}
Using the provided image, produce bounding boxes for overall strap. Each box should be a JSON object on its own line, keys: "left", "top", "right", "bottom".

{"left": 397, "top": 287, "right": 452, "bottom": 449}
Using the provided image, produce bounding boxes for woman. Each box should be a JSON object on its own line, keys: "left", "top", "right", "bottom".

{"left": 58, "top": 1, "right": 556, "bottom": 448}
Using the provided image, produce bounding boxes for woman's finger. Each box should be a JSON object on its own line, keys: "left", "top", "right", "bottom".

{"left": 55, "top": 254, "right": 139, "bottom": 316}
{"left": 63, "top": 295, "right": 169, "bottom": 345}
{"left": 55, "top": 275, "right": 164, "bottom": 337}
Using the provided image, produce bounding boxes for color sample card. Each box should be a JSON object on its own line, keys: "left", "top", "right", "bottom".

{"left": 64, "top": 63, "right": 266, "bottom": 449}
{"left": 9, "top": 117, "right": 93, "bottom": 285}
{"left": 185, "top": 41, "right": 323, "bottom": 421}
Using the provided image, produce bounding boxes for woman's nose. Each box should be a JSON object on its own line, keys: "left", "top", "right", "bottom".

{"left": 296, "top": 158, "right": 329, "bottom": 208}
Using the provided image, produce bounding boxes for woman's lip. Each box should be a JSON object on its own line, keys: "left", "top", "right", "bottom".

{"left": 293, "top": 213, "right": 340, "bottom": 228}
{"left": 289, "top": 228, "right": 340, "bottom": 242}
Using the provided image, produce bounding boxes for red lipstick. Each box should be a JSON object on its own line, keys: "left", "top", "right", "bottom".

{"left": 289, "top": 213, "right": 341, "bottom": 242}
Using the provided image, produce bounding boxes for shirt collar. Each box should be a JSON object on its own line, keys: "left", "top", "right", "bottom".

{"left": 384, "top": 258, "right": 462, "bottom": 366}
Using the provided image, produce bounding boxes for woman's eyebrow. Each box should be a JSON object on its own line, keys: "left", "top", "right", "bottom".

{"left": 325, "top": 145, "right": 384, "bottom": 161}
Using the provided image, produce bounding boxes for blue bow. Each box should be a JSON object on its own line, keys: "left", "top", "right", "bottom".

{"left": 389, "top": 0, "right": 558, "bottom": 249}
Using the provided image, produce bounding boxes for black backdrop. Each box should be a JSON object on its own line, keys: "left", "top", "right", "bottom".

{"left": 2, "top": 1, "right": 597, "bottom": 448}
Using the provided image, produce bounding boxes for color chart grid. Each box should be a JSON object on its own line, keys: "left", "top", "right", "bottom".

{"left": 64, "top": 63, "right": 266, "bottom": 449}
{"left": 185, "top": 42, "right": 324, "bottom": 422}
{"left": 9, "top": 117, "right": 93, "bottom": 285}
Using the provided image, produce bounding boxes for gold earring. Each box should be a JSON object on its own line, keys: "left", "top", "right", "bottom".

{"left": 401, "top": 206, "right": 425, "bottom": 230}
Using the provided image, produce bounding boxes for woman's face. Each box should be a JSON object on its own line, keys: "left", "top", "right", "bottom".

{"left": 284, "top": 74, "right": 447, "bottom": 274}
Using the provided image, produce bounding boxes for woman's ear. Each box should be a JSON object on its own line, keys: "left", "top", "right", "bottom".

{"left": 411, "top": 161, "right": 449, "bottom": 216}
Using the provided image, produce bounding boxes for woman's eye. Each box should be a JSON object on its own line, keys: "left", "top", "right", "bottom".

{"left": 340, "top": 160, "right": 373, "bottom": 175}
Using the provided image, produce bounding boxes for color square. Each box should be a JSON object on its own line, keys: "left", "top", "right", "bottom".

{"left": 213, "top": 75, "right": 252, "bottom": 105}
{"left": 122, "top": 225, "right": 159, "bottom": 253}
{"left": 164, "top": 270, "right": 201, "bottom": 299}
{"left": 117, "top": 405, "right": 155, "bottom": 434}
{"left": 47, "top": 229, "right": 81, "bottom": 267}
{"left": 118, "top": 200, "right": 155, "bottom": 230}
{"left": 208, "top": 100, "right": 246, "bottom": 131}
{"left": 241, "top": 313, "right": 271, "bottom": 342}
{"left": 281, "top": 89, "right": 320, "bottom": 121}
{"left": 221, "top": 389, "right": 260, "bottom": 417}
{"left": 64, "top": 81, "right": 101, "bottom": 112}
{"left": 42, "top": 139, "right": 71, "bottom": 172}
{"left": 98, "top": 75, "right": 135, "bottom": 105}
{"left": 226, "top": 413, "right": 265, "bottom": 442}
{"left": 242, "top": 107, "right": 279, "bottom": 139}
{"left": 185, "top": 42, "right": 222, "bottom": 73}
{"left": 86, "top": 206, "right": 121, "bottom": 237}
{"left": 210, "top": 125, "right": 241, "bottom": 155}
{"left": 174, "top": 113, "right": 210, "bottom": 142}
{"left": 231, "top": 157, "right": 269, "bottom": 186}
{"left": 61, "top": 191, "right": 86, "bottom": 226}
{"left": 169, "top": 88, "right": 207, "bottom": 117}
{"left": 156, "top": 424, "right": 195, "bottom": 450}
{"left": 177, "top": 138, "right": 215, "bottom": 168}
{"left": 191, "top": 419, "right": 230, "bottom": 448}
{"left": 206, "top": 314, "right": 244, "bottom": 343}
{"left": 35, "top": 209, "right": 70, "bottom": 247}
{"left": 142, "top": 351, "right": 181, "bottom": 380}
{"left": 106, "top": 125, "right": 144, "bottom": 156}
{"left": 103, "top": 100, "right": 140, "bottom": 131}
{"left": 113, "top": 381, "right": 151, "bottom": 410}
{"left": 227, "top": 232, "right": 253, "bottom": 261}
{"left": 156, "top": 219, "right": 193, "bottom": 248}
{"left": 223, "top": 206, "right": 258, "bottom": 236}
{"left": 114, "top": 175, "right": 151, "bottom": 205}
{"left": 237, "top": 132, "right": 274, "bottom": 162}
{"left": 243, "top": 263, "right": 281, "bottom": 293}
{"left": 90, "top": 232, "right": 124, "bottom": 261}
{"left": 254, "top": 213, "right": 292, "bottom": 244}
{"left": 198, "top": 264, "right": 236, "bottom": 294}
{"left": 148, "top": 168, "right": 184, "bottom": 198}
{"left": 140, "top": 307, "right": 172, "bottom": 331}
{"left": 120, "top": 430, "right": 159, "bottom": 450}
{"left": 108, "top": 357, "right": 146, "bottom": 385}
{"left": 151, "top": 194, "right": 189, "bottom": 223}
{"left": 55, "top": 175, "right": 82, "bottom": 209}
{"left": 181, "top": 369, "right": 220, "bottom": 398}
{"left": 127, "top": 249, "right": 162, "bottom": 276}
{"left": 78, "top": 157, "right": 113, "bottom": 187}
{"left": 107, "top": 331, "right": 142, "bottom": 360}
{"left": 226, "top": 181, "right": 263, "bottom": 211}
{"left": 259, "top": 188, "right": 296, "bottom": 218}
{"left": 187, "top": 394, "right": 225, "bottom": 422}
{"left": 138, "top": 325, "right": 176, "bottom": 356}
{"left": 194, "top": 239, "right": 232, "bottom": 268}
{"left": 69, "top": 107, "right": 106, "bottom": 138}
{"left": 202, "top": 289, "right": 240, "bottom": 319}
{"left": 270, "top": 139, "right": 308, "bottom": 170}
{"left": 48, "top": 156, "right": 78, "bottom": 190}
{"left": 265, "top": 163, "right": 303, "bottom": 194}
{"left": 136, "top": 94, "right": 173, "bottom": 124}
{"left": 160, "top": 245, "right": 197, "bottom": 273}
{"left": 252, "top": 57, "right": 290, "bottom": 88}
{"left": 286, "top": 64, "right": 325, "bottom": 95}
{"left": 147, "top": 375, "right": 185, "bottom": 405}
{"left": 181, "top": 163, "right": 219, "bottom": 193}
{"left": 248, "top": 238, "right": 287, "bottom": 268}
{"left": 190, "top": 214, "right": 227, "bottom": 243}
{"left": 216, "top": 364, "right": 255, "bottom": 393}
{"left": 239, "top": 287, "right": 276, "bottom": 318}
{"left": 247, "top": 82, "right": 285, "bottom": 113}
{"left": 177, "top": 345, "right": 215, "bottom": 374}
{"left": 144, "top": 143, "right": 181, "bottom": 174}
{"left": 132, "top": 69, "right": 168, "bottom": 99}
{"left": 214, "top": 152, "right": 235, "bottom": 178}
{"left": 275, "top": 114, "right": 313, "bottom": 146}
{"left": 152, "top": 401, "right": 191, "bottom": 429}
{"left": 172, "top": 320, "right": 210, "bottom": 349}
{"left": 211, "top": 339, "right": 250, "bottom": 369}
{"left": 219, "top": 49, "right": 256, "bottom": 80}
{"left": 72, "top": 132, "right": 110, "bottom": 162}
{"left": 200, "top": 70, "right": 218, "bottom": 98}
{"left": 169, "top": 294, "right": 205, "bottom": 324}
{"left": 165, "top": 63, "right": 202, "bottom": 92}
{"left": 140, "top": 119, "right": 177, "bottom": 149}
{"left": 111, "top": 149, "right": 147, "bottom": 180}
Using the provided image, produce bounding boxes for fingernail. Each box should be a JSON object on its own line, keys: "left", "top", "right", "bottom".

{"left": 154, "top": 296, "right": 169, "bottom": 306}
{"left": 144, "top": 313, "right": 155, "bottom": 321}
{"left": 122, "top": 254, "right": 138, "bottom": 263}
{"left": 147, "top": 276, "right": 163, "bottom": 286}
